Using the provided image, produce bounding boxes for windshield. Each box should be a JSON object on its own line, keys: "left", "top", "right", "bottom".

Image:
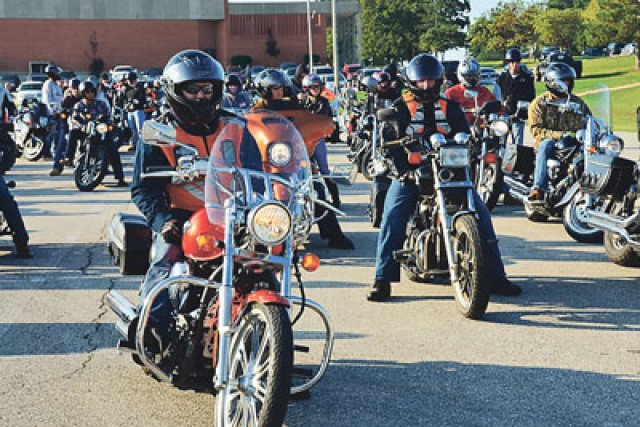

{"left": 204, "top": 109, "right": 312, "bottom": 222}
{"left": 582, "top": 84, "right": 610, "bottom": 132}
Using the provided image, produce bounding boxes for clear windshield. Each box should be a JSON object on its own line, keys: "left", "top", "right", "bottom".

{"left": 582, "top": 84, "right": 610, "bottom": 132}
{"left": 204, "top": 109, "right": 312, "bottom": 223}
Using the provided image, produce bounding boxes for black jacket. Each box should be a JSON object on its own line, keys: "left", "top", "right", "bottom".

{"left": 496, "top": 68, "right": 535, "bottom": 115}
{"left": 125, "top": 83, "right": 147, "bottom": 111}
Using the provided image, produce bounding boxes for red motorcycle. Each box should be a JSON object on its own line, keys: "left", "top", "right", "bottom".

{"left": 107, "top": 110, "right": 336, "bottom": 426}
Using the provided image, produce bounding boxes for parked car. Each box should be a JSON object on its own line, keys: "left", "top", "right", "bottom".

{"left": 59, "top": 71, "right": 77, "bottom": 81}
{"left": 622, "top": 43, "right": 637, "bottom": 56}
{"left": 581, "top": 47, "right": 606, "bottom": 57}
{"left": 279, "top": 62, "right": 297, "bottom": 71}
{"left": 320, "top": 72, "right": 347, "bottom": 93}
{"left": 341, "top": 64, "right": 362, "bottom": 82}
{"left": 27, "top": 74, "right": 47, "bottom": 82}
{"left": 535, "top": 52, "right": 583, "bottom": 81}
{"left": 15, "top": 81, "right": 43, "bottom": 106}
{"left": 0, "top": 74, "right": 21, "bottom": 91}
{"left": 538, "top": 46, "right": 560, "bottom": 61}
{"left": 605, "top": 42, "right": 625, "bottom": 56}
{"left": 141, "top": 67, "right": 163, "bottom": 82}
{"left": 110, "top": 65, "right": 138, "bottom": 82}
{"left": 480, "top": 66, "right": 499, "bottom": 81}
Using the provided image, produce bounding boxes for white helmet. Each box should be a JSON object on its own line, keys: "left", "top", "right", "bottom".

{"left": 457, "top": 57, "right": 481, "bottom": 88}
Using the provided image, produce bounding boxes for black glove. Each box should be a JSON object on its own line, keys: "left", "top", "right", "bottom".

{"left": 161, "top": 219, "right": 182, "bottom": 245}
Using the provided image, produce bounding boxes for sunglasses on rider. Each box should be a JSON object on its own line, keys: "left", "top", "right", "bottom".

{"left": 271, "top": 85, "right": 284, "bottom": 90}
{"left": 182, "top": 83, "right": 216, "bottom": 95}
{"left": 309, "top": 84, "right": 322, "bottom": 90}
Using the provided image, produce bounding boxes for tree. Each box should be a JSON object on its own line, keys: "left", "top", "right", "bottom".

{"left": 85, "top": 31, "right": 105, "bottom": 76}
{"left": 582, "top": 0, "right": 640, "bottom": 48}
{"left": 417, "top": 0, "right": 470, "bottom": 55}
{"left": 266, "top": 28, "right": 280, "bottom": 58}
{"left": 534, "top": 8, "right": 584, "bottom": 52}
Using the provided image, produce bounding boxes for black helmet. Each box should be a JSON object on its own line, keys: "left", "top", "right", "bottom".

{"left": 69, "top": 78, "right": 81, "bottom": 90}
{"left": 505, "top": 48, "right": 522, "bottom": 62}
{"left": 382, "top": 64, "right": 398, "bottom": 78}
{"left": 256, "top": 68, "right": 288, "bottom": 99}
{"left": 79, "top": 80, "right": 96, "bottom": 96}
{"left": 225, "top": 74, "right": 242, "bottom": 88}
{"left": 293, "top": 64, "right": 309, "bottom": 83}
{"left": 405, "top": 53, "right": 444, "bottom": 102}
{"left": 457, "top": 57, "right": 481, "bottom": 88}
{"left": 162, "top": 49, "right": 225, "bottom": 133}
{"left": 374, "top": 71, "right": 392, "bottom": 84}
{"left": 45, "top": 65, "right": 62, "bottom": 80}
{"left": 543, "top": 62, "right": 576, "bottom": 96}
{"left": 302, "top": 73, "right": 324, "bottom": 90}
{"left": 127, "top": 71, "right": 138, "bottom": 82}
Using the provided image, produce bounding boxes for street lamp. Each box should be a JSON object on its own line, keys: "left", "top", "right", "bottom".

{"left": 306, "top": 0, "right": 313, "bottom": 71}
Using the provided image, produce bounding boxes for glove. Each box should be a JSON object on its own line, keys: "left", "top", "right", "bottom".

{"left": 161, "top": 219, "right": 183, "bottom": 245}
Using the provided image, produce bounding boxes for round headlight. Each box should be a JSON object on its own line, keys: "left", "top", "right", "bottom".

{"left": 96, "top": 123, "right": 109, "bottom": 134}
{"left": 600, "top": 134, "right": 624, "bottom": 156}
{"left": 267, "top": 142, "right": 292, "bottom": 167}
{"left": 490, "top": 120, "right": 509, "bottom": 137}
{"left": 248, "top": 202, "right": 292, "bottom": 246}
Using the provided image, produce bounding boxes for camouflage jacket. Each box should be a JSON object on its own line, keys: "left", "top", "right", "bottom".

{"left": 528, "top": 91, "right": 591, "bottom": 148}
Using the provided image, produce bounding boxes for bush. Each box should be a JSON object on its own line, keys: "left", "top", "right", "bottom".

{"left": 231, "top": 55, "right": 252, "bottom": 67}
{"left": 89, "top": 58, "right": 105, "bottom": 77}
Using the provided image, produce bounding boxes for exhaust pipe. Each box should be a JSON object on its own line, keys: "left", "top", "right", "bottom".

{"left": 107, "top": 290, "right": 137, "bottom": 325}
{"left": 584, "top": 209, "right": 640, "bottom": 248}
{"left": 503, "top": 176, "right": 530, "bottom": 204}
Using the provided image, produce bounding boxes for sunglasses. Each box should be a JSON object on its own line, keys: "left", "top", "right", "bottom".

{"left": 183, "top": 83, "right": 216, "bottom": 95}
{"left": 271, "top": 85, "right": 284, "bottom": 90}
{"left": 309, "top": 84, "right": 322, "bottom": 90}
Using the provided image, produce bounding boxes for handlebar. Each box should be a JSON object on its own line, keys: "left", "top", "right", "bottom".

{"left": 144, "top": 165, "right": 176, "bottom": 173}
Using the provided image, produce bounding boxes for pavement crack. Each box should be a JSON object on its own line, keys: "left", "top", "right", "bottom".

{"left": 79, "top": 245, "right": 96, "bottom": 275}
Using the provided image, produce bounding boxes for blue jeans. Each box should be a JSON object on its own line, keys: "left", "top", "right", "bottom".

{"left": 375, "top": 178, "right": 506, "bottom": 282}
{"left": 532, "top": 138, "right": 555, "bottom": 190}
{"left": 0, "top": 175, "right": 29, "bottom": 246}
{"left": 127, "top": 110, "right": 145, "bottom": 147}
{"left": 138, "top": 233, "right": 183, "bottom": 334}
{"left": 511, "top": 120, "right": 525, "bottom": 146}
{"left": 51, "top": 117, "right": 67, "bottom": 170}
{"left": 313, "top": 139, "right": 330, "bottom": 175}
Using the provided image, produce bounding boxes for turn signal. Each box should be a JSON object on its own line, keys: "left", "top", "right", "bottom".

{"left": 408, "top": 152, "right": 423, "bottom": 165}
{"left": 484, "top": 152, "right": 498, "bottom": 164}
{"left": 86, "top": 113, "right": 92, "bottom": 119}
{"left": 196, "top": 233, "right": 217, "bottom": 254}
{"left": 302, "top": 253, "right": 320, "bottom": 272}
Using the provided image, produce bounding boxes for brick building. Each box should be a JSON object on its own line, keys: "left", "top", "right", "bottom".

{"left": 0, "top": 0, "right": 360, "bottom": 74}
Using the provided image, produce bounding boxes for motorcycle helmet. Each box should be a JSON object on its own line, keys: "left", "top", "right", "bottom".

{"left": 405, "top": 53, "right": 444, "bottom": 102}
{"left": 69, "top": 78, "right": 81, "bottom": 90}
{"left": 457, "top": 57, "right": 481, "bottom": 88}
{"left": 256, "top": 68, "right": 288, "bottom": 99}
{"left": 79, "top": 80, "right": 96, "bottom": 96}
{"left": 162, "top": 49, "right": 225, "bottom": 133}
{"left": 302, "top": 73, "right": 324, "bottom": 91}
{"left": 505, "top": 48, "right": 522, "bottom": 63}
{"left": 382, "top": 64, "right": 398, "bottom": 79}
{"left": 225, "top": 74, "right": 242, "bottom": 88}
{"left": 543, "top": 62, "right": 576, "bottom": 96}
{"left": 45, "top": 65, "right": 62, "bottom": 80}
{"left": 127, "top": 71, "right": 138, "bottom": 82}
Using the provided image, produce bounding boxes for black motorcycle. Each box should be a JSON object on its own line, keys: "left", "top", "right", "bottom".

{"left": 0, "top": 123, "right": 17, "bottom": 173}
{"left": 13, "top": 102, "right": 53, "bottom": 161}
{"left": 378, "top": 109, "right": 490, "bottom": 319}
{"left": 71, "top": 110, "right": 112, "bottom": 191}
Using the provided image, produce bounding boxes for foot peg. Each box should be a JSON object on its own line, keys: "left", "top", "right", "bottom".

{"left": 294, "top": 344, "right": 310, "bottom": 353}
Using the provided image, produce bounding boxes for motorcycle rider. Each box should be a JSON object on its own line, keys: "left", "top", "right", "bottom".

{"left": 300, "top": 73, "right": 341, "bottom": 208}
{"left": 0, "top": 174, "right": 32, "bottom": 258}
{"left": 221, "top": 74, "right": 252, "bottom": 109}
{"left": 445, "top": 57, "right": 497, "bottom": 126}
{"left": 124, "top": 72, "right": 146, "bottom": 150}
{"left": 367, "top": 53, "right": 521, "bottom": 302}
{"left": 42, "top": 65, "right": 67, "bottom": 176}
{"left": 253, "top": 68, "right": 354, "bottom": 249}
{"left": 291, "top": 63, "right": 309, "bottom": 97}
{"left": 60, "top": 80, "right": 127, "bottom": 187}
{"left": 382, "top": 63, "right": 405, "bottom": 93}
{"left": 375, "top": 71, "right": 403, "bottom": 101}
{"left": 527, "top": 63, "right": 590, "bottom": 201}
{"left": 0, "top": 82, "right": 15, "bottom": 121}
{"left": 497, "top": 48, "right": 536, "bottom": 145}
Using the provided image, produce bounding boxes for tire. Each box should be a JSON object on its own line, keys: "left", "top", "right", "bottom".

{"left": 359, "top": 148, "right": 374, "bottom": 181}
{"left": 216, "top": 303, "right": 293, "bottom": 427}
{"left": 74, "top": 145, "right": 108, "bottom": 192}
{"left": 0, "top": 139, "right": 17, "bottom": 173}
{"left": 476, "top": 162, "right": 502, "bottom": 212}
{"left": 22, "top": 135, "right": 46, "bottom": 161}
{"left": 451, "top": 215, "right": 489, "bottom": 319}
{"left": 524, "top": 202, "right": 549, "bottom": 222}
{"left": 603, "top": 231, "right": 640, "bottom": 267}
{"left": 562, "top": 191, "right": 603, "bottom": 243}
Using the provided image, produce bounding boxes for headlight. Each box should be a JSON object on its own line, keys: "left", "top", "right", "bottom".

{"left": 248, "top": 202, "right": 292, "bottom": 246}
{"left": 490, "top": 119, "right": 509, "bottom": 137}
{"left": 600, "top": 134, "right": 623, "bottom": 156}
{"left": 440, "top": 146, "right": 470, "bottom": 168}
{"left": 267, "top": 142, "right": 292, "bottom": 167}
{"left": 96, "top": 123, "right": 109, "bottom": 134}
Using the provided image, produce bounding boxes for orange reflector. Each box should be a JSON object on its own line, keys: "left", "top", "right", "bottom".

{"left": 588, "top": 145, "right": 597, "bottom": 153}
{"left": 86, "top": 113, "right": 92, "bottom": 119}
{"left": 302, "top": 253, "right": 320, "bottom": 272}
{"left": 484, "top": 152, "right": 498, "bottom": 164}
{"left": 408, "top": 152, "right": 423, "bottom": 165}
{"left": 196, "top": 233, "right": 217, "bottom": 253}
{"left": 108, "top": 125, "right": 114, "bottom": 131}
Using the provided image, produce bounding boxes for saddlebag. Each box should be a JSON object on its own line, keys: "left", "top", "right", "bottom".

{"left": 107, "top": 212, "right": 152, "bottom": 275}
{"left": 580, "top": 154, "right": 637, "bottom": 198}
{"left": 501, "top": 143, "right": 535, "bottom": 176}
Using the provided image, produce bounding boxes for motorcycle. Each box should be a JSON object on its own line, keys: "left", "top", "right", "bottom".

{"left": 106, "top": 110, "right": 336, "bottom": 426}
{"left": 71, "top": 110, "right": 112, "bottom": 191}
{"left": 12, "top": 102, "right": 53, "bottom": 161}
{"left": 0, "top": 123, "right": 17, "bottom": 173}
{"left": 378, "top": 109, "right": 490, "bottom": 319}
{"left": 111, "top": 105, "right": 133, "bottom": 146}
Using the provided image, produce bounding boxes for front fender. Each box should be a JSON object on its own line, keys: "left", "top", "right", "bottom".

{"left": 247, "top": 289, "right": 290, "bottom": 308}
{"left": 555, "top": 181, "right": 581, "bottom": 208}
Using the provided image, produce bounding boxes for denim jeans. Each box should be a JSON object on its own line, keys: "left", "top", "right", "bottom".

{"left": 0, "top": 175, "right": 29, "bottom": 246}
{"left": 127, "top": 110, "right": 145, "bottom": 147}
{"left": 51, "top": 117, "right": 67, "bottom": 170}
{"left": 313, "top": 139, "right": 330, "bottom": 175}
{"left": 138, "top": 233, "right": 183, "bottom": 333}
{"left": 375, "top": 178, "right": 506, "bottom": 282}
{"left": 532, "top": 138, "right": 555, "bottom": 190}
{"left": 511, "top": 120, "right": 525, "bottom": 146}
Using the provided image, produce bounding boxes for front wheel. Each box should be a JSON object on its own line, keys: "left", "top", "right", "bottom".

{"left": 476, "top": 161, "right": 503, "bottom": 212}
{"left": 0, "top": 139, "right": 17, "bottom": 173}
{"left": 359, "top": 148, "right": 374, "bottom": 181}
{"left": 451, "top": 215, "right": 489, "bottom": 319}
{"left": 22, "top": 135, "right": 46, "bottom": 161}
{"left": 74, "top": 145, "right": 108, "bottom": 192}
{"left": 562, "top": 191, "right": 603, "bottom": 243}
{"left": 216, "top": 303, "right": 293, "bottom": 427}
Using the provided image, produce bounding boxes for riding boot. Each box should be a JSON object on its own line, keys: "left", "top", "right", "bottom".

{"left": 324, "top": 178, "right": 341, "bottom": 208}
{"left": 367, "top": 280, "right": 391, "bottom": 302}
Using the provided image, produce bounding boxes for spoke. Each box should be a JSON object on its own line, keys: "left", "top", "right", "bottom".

{"left": 252, "top": 354, "right": 270, "bottom": 380}
{"left": 252, "top": 329, "right": 270, "bottom": 373}
{"left": 248, "top": 396, "right": 260, "bottom": 426}
{"left": 253, "top": 382, "right": 267, "bottom": 402}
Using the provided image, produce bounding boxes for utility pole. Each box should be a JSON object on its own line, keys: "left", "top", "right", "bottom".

{"left": 332, "top": 0, "right": 339, "bottom": 92}
{"left": 307, "top": 0, "right": 314, "bottom": 71}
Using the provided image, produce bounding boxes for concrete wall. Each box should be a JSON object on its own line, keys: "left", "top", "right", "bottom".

{"left": 0, "top": 0, "right": 225, "bottom": 20}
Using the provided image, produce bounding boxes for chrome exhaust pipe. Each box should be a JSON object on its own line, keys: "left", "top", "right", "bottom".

{"left": 584, "top": 209, "right": 640, "bottom": 248}
{"left": 107, "top": 290, "right": 137, "bottom": 325}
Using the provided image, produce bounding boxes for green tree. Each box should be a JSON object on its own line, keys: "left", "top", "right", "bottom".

{"left": 582, "top": 0, "right": 640, "bottom": 47}
{"left": 417, "top": 0, "right": 470, "bottom": 55}
{"left": 546, "top": 0, "right": 590, "bottom": 9}
{"left": 534, "top": 8, "right": 584, "bottom": 52}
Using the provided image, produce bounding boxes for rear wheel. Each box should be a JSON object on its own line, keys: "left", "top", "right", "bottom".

{"left": 216, "top": 303, "right": 293, "bottom": 427}
{"left": 359, "top": 148, "right": 374, "bottom": 181}
{"left": 452, "top": 215, "right": 489, "bottom": 319}
{"left": 562, "top": 191, "right": 603, "bottom": 243}
{"left": 603, "top": 202, "right": 640, "bottom": 266}
{"left": 22, "top": 135, "right": 46, "bottom": 161}
{"left": 74, "top": 145, "right": 108, "bottom": 192}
